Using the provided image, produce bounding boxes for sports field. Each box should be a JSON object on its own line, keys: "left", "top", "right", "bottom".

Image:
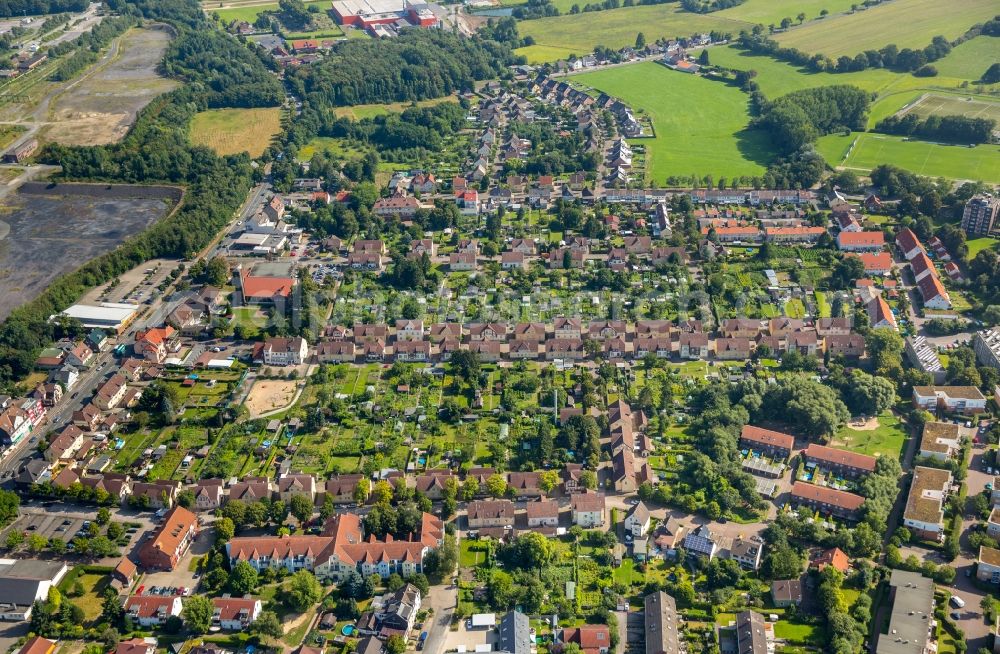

{"left": 716, "top": 0, "right": 856, "bottom": 26}
{"left": 189, "top": 107, "right": 283, "bottom": 157}
{"left": 573, "top": 62, "right": 773, "bottom": 180}
{"left": 902, "top": 93, "right": 1000, "bottom": 122}
{"left": 817, "top": 132, "right": 1000, "bottom": 183}
{"left": 774, "top": 0, "right": 998, "bottom": 57}
{"left": 515, "top": 3, "right": 752, "bottom": 63}
{"left": 932, "top": 36, "right": 1000, "bottom": 82}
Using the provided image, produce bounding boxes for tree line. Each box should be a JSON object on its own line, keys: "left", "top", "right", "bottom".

{"left": 875, "top": 112, "right": 995, "bottom": 144}
{"left": 0, "top": 0, "right": 279, "bottom": 390}
{"left": 680, "top": 0, "right": 744, "bottom": 13}
{"left": 737, "top": 30, "right": 955, "bottom": 75}
{"left": 0, "top": 0, "right": 85, "bottom": 16}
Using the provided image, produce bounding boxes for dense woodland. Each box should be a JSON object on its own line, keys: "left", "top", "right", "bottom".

{"left": 287, "top": 30, "right": 517, "bottom": 107}
{"left": 0, "top": 0, "right": 275, "bottom": 390}
{"left": 754, "top": 85, "right": 870, "bottom": 154}
{"left": 0, "top": 0, "right": 85, "bottom": 16}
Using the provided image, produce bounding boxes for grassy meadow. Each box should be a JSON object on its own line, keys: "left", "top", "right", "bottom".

{"left": 515, "top": 3, "right": 753, "bottom": 63}
{"left": 205, "top": 0, "right": 330, "bottom": 23}
{"left": 332, "top": 95, "right": 458, "bottom": 121}
{"left": 774, "top": 0, "right": 999, "bottom": 57}
{"left": 189, "top": 107, "right": 283, "bottom": 157}
{"left": 573, "top": 62, "right": 773, "bottom": 180}
{"left": 816, "top": 132, "right": 1000, "bottom": 183}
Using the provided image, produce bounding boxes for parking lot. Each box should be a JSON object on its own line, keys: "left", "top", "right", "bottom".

{"left": 441, "top": 621, "right": 498, "bottom": 653}
{"left": 4, "top": 508, "right": 145, "bottom": 547}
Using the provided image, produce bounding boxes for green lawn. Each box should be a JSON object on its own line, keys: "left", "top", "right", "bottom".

{"left": 967, "top": 237, "right": 1000, "bottom": 258}
{"left": 814, "top": 291, "right": 830, "bottom": 318}
{"left": 830, "top": 412, "right": 909, "bottom": 460}
{"left": 716, "top": 0, "right": 857, "bottom": 25}
{"left": 515, "top": 3, "right": 753, "bottom": 63}
{"left": 784, "top": 298, "right": 806, "bottom": 319}
{"left": 774, "top": 0, "right": 999, "bottom": 57}
{"left": 60, "top": 570, "right": 111, "bottom": 623}
{"left": 572, "top": 62, "right": 774, "bottom": 180}
{"left": 773, "top": 620, "right": 821, "bottom": 644}
{"left": 816, "top": 132, "right": 1000, "bottom": 183}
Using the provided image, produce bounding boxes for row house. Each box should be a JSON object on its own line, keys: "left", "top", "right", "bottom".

{"left": 739, "top": 425, "right": 794, "bottom": 460}
{"left": 467, "top": 500, "right": 515, "bottom": 529}
{"left": 802, "top": 444, "right": 876, "bottom": 478}
{"left": 790, "top": 482, "right": 864, "bottom": 520}
{"left": 226, "top": 512, "right": 443, "bottom": 582}
{"left": 836, "top": 231, "right": 885, "bottom": 252}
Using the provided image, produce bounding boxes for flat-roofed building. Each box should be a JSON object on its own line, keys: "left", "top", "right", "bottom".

{"left": 912, "top": 385, "right": 987, "bottom": 414}
{"left": 905, "top": 336, "right": 946, "bottom": 383}
{"left": 918, "top": 422, "right": 960, "bottom": 462}
{"left": 875, "top": 570, "right": 935, "bottom": 654}
{"left": 979, "top": 546, "right": 1000, "bottom": 584}
{"left": 59, "top": 302, "right": 139, "bottom": 334}
{"left": 974, "top": 328, "right": 1000, "bottom": 369}
{"left": 903, "top": 466, "right": 953, "bottom": 541}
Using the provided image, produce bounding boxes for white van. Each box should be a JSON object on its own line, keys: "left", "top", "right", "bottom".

{"left": 950, "top": 595, "right": 965, "bottom": 609}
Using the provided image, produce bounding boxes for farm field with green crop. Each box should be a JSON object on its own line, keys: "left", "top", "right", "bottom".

{"left": 515, "top": 3, "right": 753, "bottom": 63}
{"left": 573, "top": 62, "right": 774, "bottom": 180}
{"left": 709, "top": 43, "right": 995, "bottom": 125}
{"left": 931, "top": 36, "right": 1000, "bottom": 82}
{"left": 716, "top": 0, "right": 856, "bottom": 26}
{"left": 773, "top": 0, "right": 998, "bottom": 57}
{"left": 817, "top": 132, "right": 1000, "bottom": 183}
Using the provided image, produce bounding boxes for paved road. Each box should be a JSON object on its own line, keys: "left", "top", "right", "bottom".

{"left": 421, "top": 577, "right": 457, "bottom": 654}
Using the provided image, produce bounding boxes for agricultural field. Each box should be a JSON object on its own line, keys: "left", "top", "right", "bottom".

{"left": 515, "top": 3, "right": 753, "bottom": 63}
{"left": 902, "top": 93, "right": 1000, "bottom": 122}
{"left": 816, "top": 132, "right": 1000, "bottom": 183}
{"left": 573, "top": 62, "right": 773, "bottom": 180}
{"left": 716, "top": 0, "right": 857, "bottom": 26}
{"left": 708, "top": 43, "right": 995, "bottom": 127}
{"left": 43, "top": 28, "right": 179, "bottom": 146}
{"left": 774, "top": 0, "right": 999, "bottom": 57}
{"left": 189, "top": 107, "right": 283, "bottom": 157}
{"left": 332, "top": 94, "right": 459, "bottom": 121}
{"left": 931, "top": 36, "right": 1000, "bottom": 82}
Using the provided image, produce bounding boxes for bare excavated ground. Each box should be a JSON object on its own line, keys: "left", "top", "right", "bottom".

{"left": 42, "top": 28, "right": 178, "bottom": 146}
{"left": 0, "top": 183, "right": 178, "bottom": 320}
